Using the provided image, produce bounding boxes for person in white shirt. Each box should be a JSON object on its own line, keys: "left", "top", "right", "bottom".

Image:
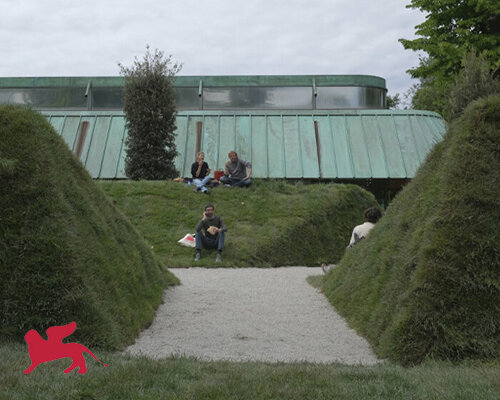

{"left": 322, "top": 206, "right": 382, "bottom": 274}
{"left": 347, "top": 207, "right": 382, "bottom": 248}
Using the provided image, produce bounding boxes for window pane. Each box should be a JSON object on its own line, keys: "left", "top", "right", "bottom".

{"left": 203, "top": 87, "right": 313, "bottom": 109}
{"left": 93, "top": 88, "right": 123, "bottom": 110}
{"left": 174, "top": 87, "right": 200, "bottom": 109}
{"left": 316, "top": 87, "right": 385, "bottom": 109}
{"left": 0, "top": 88, "right": 87, "bottom": 109}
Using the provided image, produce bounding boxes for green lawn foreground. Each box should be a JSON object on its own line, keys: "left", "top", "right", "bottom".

{"left": 2, "top": 344, "right": 498, "bottom": 400}
{"left": 99, "top": 179, "right": 378, "bottom": 267}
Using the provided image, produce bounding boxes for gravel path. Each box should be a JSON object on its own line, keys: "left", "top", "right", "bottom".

{"left": 125, "top": 267, "right": 379, "bottom": 365}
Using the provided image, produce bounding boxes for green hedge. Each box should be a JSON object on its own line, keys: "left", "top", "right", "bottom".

{"left": 324, "top": 96, "right": 500, "bottom": 364}
{"left": 0, "top": 106, "right": 178, "bottom": 350}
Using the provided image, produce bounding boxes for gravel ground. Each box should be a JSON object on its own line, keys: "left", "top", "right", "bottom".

{"left": 125, "top": 267, "right": 380, "bottom": 365}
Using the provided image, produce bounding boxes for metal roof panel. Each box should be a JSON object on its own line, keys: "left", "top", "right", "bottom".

{"left": 250, "top": 116, "right": 268, "bottom": 178}
{"left": 42, "top": 110, "right": 446, "bottom": 180}
{"left": 283, "top": 116, "right": 303, "bottom": 178}
{"left": 361, "top": 116, "right": 389, "bottom": 178}
{"left": 376, "top": 115, "right": 407, "bottom": 178}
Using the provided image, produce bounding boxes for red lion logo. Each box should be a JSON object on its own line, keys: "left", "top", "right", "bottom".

{"left": 24, "top": 322, "right": 109, "bottom": 374}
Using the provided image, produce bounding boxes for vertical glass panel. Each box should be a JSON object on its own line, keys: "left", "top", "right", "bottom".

{"left": 174, "top": 87, "right": 200, "bottom": 109}
{"left": 92, "top": 88, "right": 123, "bottom": 110}
{"left": 203, "top": 87, "right": 313, "bottom": 109}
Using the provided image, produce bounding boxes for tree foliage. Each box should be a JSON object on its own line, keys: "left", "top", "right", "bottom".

{"left": 399, "top": 0, "right": 500, "bottom": 117}
{"left": 400, "top": 0, "right": 500, "bottom": 80}
{"left": 447, "top": 51, "right": 500, "bottom": 119}
{"left": 386, "top": 93, "right": 401, "bottom": 109}
{"left": 119, "top": 46, "right": 182, "bottom": 180}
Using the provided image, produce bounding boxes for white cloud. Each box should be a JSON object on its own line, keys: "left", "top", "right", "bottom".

{"left": 0, "top": 0, "right": 425, "bottom": 94}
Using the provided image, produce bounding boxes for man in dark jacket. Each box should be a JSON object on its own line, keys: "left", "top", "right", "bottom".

{"left": 195, "top": 204, "right": 227, "bottom": 262}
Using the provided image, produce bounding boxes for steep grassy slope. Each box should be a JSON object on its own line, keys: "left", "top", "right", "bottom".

{"left": 323, "top": 96, "right": 500, "bottom": 364}
{"left": 99, "top": 180, "right": 380, "bottom": 267}
{"left": 0, "top": 106, "right": 178, "bottom": 349}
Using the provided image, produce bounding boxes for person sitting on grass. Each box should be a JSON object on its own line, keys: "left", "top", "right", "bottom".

{"left": 220, "top": 150, "right": 252, "bottom": 188}
{"left": 322, "top": 206, "right": 382, "bottom": 274}
{"left": 195, "top": 204, "right": 227, "bottom": 263}
{"left": 191, "top": 152, "right": 211, "bottom": 194}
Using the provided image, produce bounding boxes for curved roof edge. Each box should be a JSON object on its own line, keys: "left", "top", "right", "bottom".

{"left": 42, "top": 109, "right": 443, "bottom": 119}
{"left": 0, "top": 74, "right": 386, "bottom": 89}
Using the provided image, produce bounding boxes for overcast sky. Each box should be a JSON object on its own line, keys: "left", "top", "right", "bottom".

{"left": 1, "top": 0, "right": 426, "bottom": 95}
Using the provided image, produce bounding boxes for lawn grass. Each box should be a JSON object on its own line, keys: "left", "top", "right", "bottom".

{"left": 99, "top": 179, "right": 379, "bottom": 267}
{"left": 2, "top": 343, "right": 498, "bottom": 399}
{"left": 322, "top": 96, "right": 500, "bottom": 365}
{"left": 2, "top": 104, "right": 498, "bottom": 397}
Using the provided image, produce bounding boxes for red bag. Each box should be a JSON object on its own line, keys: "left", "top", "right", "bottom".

{"left": 178, "top": 233, "right": 196, "bottom": 247}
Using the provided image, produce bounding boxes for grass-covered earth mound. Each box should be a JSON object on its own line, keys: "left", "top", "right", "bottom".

{"left": 0, "top": 106, "right": 178, "bottom": 350}
{"left": 323, "top": 96, "right": 500, "bottom": 365}
{"left": 99, "top": 180, "right": 379, "bottom": 267}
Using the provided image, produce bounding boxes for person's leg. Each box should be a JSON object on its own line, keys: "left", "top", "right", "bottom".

{"left": 235, "top": 178, "right": 251, "bottom": 187}
{"left": 220, "top": 176, "right": 240, "bottom": 186}
{"left": 192, "top": 178, "right": 203, "bottom": 191}
{"left": 194, "top": 231, "right": 202, "bottom": 261}
{"left": 201, "top": 175, "right": 212, "bottom": 190}
{"left": 195, "top": 230, "right": 212, "bottom": 259}
{"left": 216, "top": 231, "right": 225, "bottom": 252}
{"left": 215, "top": 231, "right": 225, "bottom": 262}
{"left": 196, "top": 175, "right": 212, "bottom": 192}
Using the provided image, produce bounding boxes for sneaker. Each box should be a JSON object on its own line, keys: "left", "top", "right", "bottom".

{"left": 203, "top": 189, "right": 210, "bottom": 195}
{"left": 215, "top": 253, "right": 222, "bottom": 263}
{"left": 321, "top": 264, "right": 336, "bottom": 274}
{"left": 224, "top": 184, "right": 231, "bottom": 187}
{"left": 194, "top": 252, "right": 201, "bottom": 261}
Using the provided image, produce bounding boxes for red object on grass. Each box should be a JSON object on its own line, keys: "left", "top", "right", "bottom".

{"left": 214, "top": 170, "right": 224, "bottom": 181}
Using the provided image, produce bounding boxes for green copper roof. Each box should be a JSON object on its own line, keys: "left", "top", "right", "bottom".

{"left": 42, "top": 109, "right": 446, "bottom": 180}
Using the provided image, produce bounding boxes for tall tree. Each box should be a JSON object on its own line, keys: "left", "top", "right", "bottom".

{"left": 119, "top": 46, "right": 182, "bottom": 180}
{"left": 399, "top": 0, "right": 500, "bottom": 116}
{"left": 400, "top": 0, "right": 500, "bottom": 80}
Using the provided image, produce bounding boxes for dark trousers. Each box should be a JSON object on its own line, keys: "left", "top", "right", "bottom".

{"left": 195, "top": 231, "right": 225, "bottom": 252}
{"left": 220, "top": 176, "right": 252, "bottom": 187}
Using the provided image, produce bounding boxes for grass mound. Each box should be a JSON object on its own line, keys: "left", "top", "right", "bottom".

{"left": 323, "top": 96, "right": 500, "bottom": 365}
{"left": 0, "top": 106, "right": 178, "bottom": 350}
{"left": 99, "top": 180, "right": 379, "bottom": 267}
